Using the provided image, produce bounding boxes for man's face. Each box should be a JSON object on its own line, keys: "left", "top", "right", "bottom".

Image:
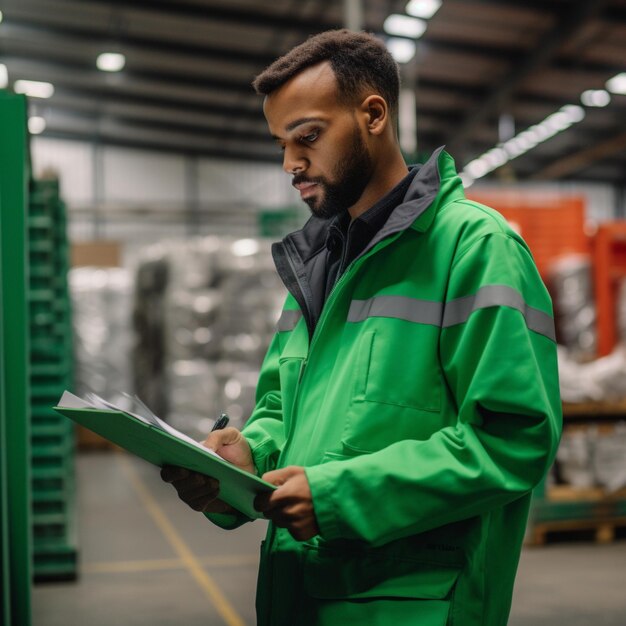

{"left": 263, "top": 62, "right": 374, "bottom": 219}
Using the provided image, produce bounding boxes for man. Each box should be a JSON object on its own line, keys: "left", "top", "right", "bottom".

{"left": 162, "top": 29, "right": 561, "bottom": 626}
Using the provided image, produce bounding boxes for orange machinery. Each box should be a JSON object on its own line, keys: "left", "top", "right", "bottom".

{"left": 591, "top": 223, "right": 626, "bottom": 356}
{"left": 466, "top": 190, "right": 590, "bottom": 277}
{"left": 467, "top": 190, "right": 626, "bottom": 356}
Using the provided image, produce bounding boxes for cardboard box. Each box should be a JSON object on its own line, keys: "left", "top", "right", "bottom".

{"left": 71, "top": 240, "right": 121, "bottom": 268}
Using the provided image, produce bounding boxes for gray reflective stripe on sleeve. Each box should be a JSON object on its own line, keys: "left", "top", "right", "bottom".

{"left": 347, "top": 285, "right": 555, "bottom": 341}
{"left": 348, "top": 296, "right": 443, "bottom": 326}
{"left": 276, "top": 309, "right": 303, "bottom": 332}
{"left": 442, "top": 285, "right": 556, "bottom": 341}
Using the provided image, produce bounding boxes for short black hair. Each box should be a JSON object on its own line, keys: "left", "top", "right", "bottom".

{"left": 252, "top": 29, "right": 400, "bottom": 120}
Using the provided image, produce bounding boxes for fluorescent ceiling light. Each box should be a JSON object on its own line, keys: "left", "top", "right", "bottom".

{"left": 532, "top": 124, "right": 552, "bottom": 142}
{"left": 384, "top": 14, "right": 427, "bottom": 39}
{"left": 503, "top": 138, "right": 525, "bottom": 158}
{"left": 523, "top": 125, "right": 545, "bottom": 143}
{"left": 14, "top": 79, "right": 54, "bottom": 99}
{"left": 97, "top": 52, "right": 126, "bottom": 72}
{"left": 0, "top": 64, "right": 7, "bottom": 89}
{"left": 542, "top": 111, "right": 571, "bottom": 132}
{"left": 580, "top": 89, "right": 610, "bottom": 107}
{"left": 386, "top": 38, "right": 417, "bottom": 64}
{"left": 561, "top": 104, "right": 585, "bottom": 123}
{"left": 536, "top": 120, "right": 560, "bottom": 141}
{"left": 28, "top": 116, "right": 46, "bottom": 135}
{"left": 459, "top": 173, "right": 474, "bottom": 188}
{"left": 462, "top": 98, "right": 587, "bottom": 181}
{"left": 406, "top": 0, "right": 442, "bottom": 19}
{"left": 465, "top": 158, "right": 489, "bottom": 179}
{"left": 483, "top": 147, "right": 508, "bottom": 169}
{"left": 515, "top": 132, "right": 537, "bottom": 151}
{"left": 0, "top": 10, "right": 3, "bottom": 24}
{"left": 606, "top": 72, "right": 626, "bottom": 95}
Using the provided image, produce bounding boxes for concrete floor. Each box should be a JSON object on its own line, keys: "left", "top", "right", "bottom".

{"left": 33, "top": 452, "right": 626, "bottom": 625}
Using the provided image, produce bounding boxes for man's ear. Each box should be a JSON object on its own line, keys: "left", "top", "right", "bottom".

{"left": 360, "top": 95, "right": 389, "bottom": 136}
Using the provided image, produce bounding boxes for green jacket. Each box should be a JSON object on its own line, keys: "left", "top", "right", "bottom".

{"left": 209, "top": 148, "right": 562, "bottom": 625}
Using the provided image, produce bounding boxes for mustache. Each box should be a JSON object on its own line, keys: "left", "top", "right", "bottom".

{"left": 291, "top": 174, "right": 324, "bottom": 188}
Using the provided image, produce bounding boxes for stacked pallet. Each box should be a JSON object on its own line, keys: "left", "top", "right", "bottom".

{"left": 527, "top": 401, "right": 626, "bottom": 546}
{"left": 29, "top": 178, "right": 77, "bottom": 581}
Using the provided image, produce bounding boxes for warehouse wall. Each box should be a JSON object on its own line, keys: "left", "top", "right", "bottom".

{"left": 31, "top": 137, "right": 303, "bottom": 245}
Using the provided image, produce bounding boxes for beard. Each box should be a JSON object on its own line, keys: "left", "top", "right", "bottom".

{"left": 301, "top": 124, "right": 374, "bottom": 220}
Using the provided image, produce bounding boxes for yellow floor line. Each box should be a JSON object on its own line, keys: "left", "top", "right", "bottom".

{"left": 118, "top": 454, "right": 247, "bottom": 626}
{"left": 85, "top": 554, "right": 258, "bottom": 574}
{"left": 86, "top": 557, "right": 184, "bottom": 574}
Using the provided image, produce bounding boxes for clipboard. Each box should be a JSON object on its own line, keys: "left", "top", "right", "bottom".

{"left": 54, "top": 399, "right": 275, "bottom": 519}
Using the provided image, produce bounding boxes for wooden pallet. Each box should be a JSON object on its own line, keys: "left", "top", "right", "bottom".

{"left": 562, "top": 400, "right": 626, "bottom": 416}
{"left": 547, "top": 485, "right": 626, "bottom": 502}
{"left": 526, "top": 516, "right": 626, "bottom": 546}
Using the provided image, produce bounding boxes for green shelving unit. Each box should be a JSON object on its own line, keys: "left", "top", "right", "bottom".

{"left": 28, "top": 178, "right": 77, "bottom": 581}
{"left": 0, "top": 91, "right": 32, "bottom": 626}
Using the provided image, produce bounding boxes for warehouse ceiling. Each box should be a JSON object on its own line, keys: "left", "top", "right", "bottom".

{"left": 0, "top": 0, "right": 625, "bottom": 185}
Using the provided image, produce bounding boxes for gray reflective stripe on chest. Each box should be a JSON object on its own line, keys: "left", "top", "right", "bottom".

{"left": 348, "top": 295, "right": 443, "bottom": 326}
{"left": 347, "top": 285, "right": 555, "bottom": 341}
{"left": 276, "top": 309, "right": 303, "bottom": 332}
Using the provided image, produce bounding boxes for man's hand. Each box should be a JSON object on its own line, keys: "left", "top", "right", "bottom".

{"left": 160, "top": 466, "right": 233, "bottom": 513}
{"left": 254, "top": 466, "right": 320, "bottom": 541}
{"left": 160, "top": 426, "right": 255, "bottom": 514}
{"left": 202, "top": 426, "right": 255, "bottom": 475}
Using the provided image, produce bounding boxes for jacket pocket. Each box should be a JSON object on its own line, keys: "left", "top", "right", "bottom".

{"left": 355, "top": 327, "right": 441, "bottom": 412}
{"left": 343, "top": 326, "right": 445, "bottom": 452}
{"left": 303, "top": 545, "right": 459, "bottom": 626}
{"left": 303, "top": 546, "right": 460, "bottom": 599}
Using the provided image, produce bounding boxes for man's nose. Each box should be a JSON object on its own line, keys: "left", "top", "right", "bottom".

{"left": 282, "top": 146, "right": 307, "bottom": 175}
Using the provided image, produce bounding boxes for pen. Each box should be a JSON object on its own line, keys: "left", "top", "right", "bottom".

{"left": 211, "top": 413, "right": 230, "bottom": 432}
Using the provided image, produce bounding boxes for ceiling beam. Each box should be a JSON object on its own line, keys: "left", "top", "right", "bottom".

{"left": 444, "top": 0, "right": 612, "bottom": 152}
{"left": 442, "top": 0, "right": 561, "bottom": 15}
{"left": 89, "top": 0, "right": 341, "bottom": 34}
{"left": 0, "top": 50, "right": 258, "bottom": 97}
{"left": 605, "top": 5, "right": 626, "bottom": 22}
{"left": 41, "top": 105, "right": 273, "bottom": 145}
{"left": 530, "top": 131, "right": 626, "bottom": 180}
{"left": 6, "top": 12, "right": 579, "bottom": 74}
{"left": 8, "top": 44, "right": 621, "bottom": 116}
{"left": 41, "top": 128, "right": 282, "bottom": 163}
{"left": 3, "top": 54, "right": 492, "bottom": 124}
{"left": 0, "top": 16, "right": 277, "bottom": 67}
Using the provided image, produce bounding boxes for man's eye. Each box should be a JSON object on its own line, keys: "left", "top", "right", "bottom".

{"left": 301, "top": 131, "right": 319, "bottom": 143}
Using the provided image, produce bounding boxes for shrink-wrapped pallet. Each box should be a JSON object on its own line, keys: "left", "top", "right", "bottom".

{"left": 557, "top": 345, "right": 626, "bottom": 403}
{"left": 70, "top": 267, "right": 134, "bottom": 406}
{"left": 549, "top": 254, "right": 596, "bottom": 358}
{"left": 132, "top": 246, "right": 170, "bottom": 418}
{"left": 133, "top": 236, "right": 285, "bottom": 437}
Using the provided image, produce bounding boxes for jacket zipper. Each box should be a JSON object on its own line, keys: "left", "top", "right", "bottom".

{"left": 278, "top": 268, "right": 353, "bottom": 463}
{"left": 278, "top": 226, "right": 412, "bottom": 459}
{"left": 290, "top": 227, "right": 408, "bottom": 417}
{"left": 308, "top": 226, "right": 409, "bottom": 354}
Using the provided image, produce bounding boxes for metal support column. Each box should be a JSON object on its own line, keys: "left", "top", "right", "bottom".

{"left": 343, "top": 0, "right": 363, "bottom": 31}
